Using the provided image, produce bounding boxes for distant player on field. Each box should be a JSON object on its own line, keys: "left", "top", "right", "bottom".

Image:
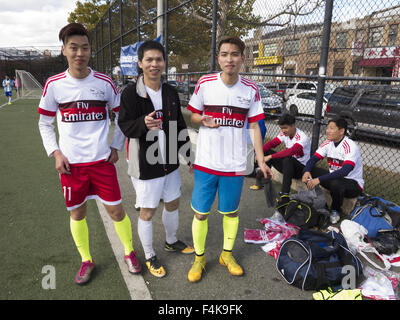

{"left": 186, "top": 36, "right": 273, "bottom": 282}
{"left": 2, "top": 75, "right": 13, "bottom": 104}
{"left": 37, "top": 23, "right": 142, "bottom": 285}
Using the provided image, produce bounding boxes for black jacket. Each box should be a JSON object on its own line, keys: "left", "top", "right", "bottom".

{"left": 118, "top": 76, "right": 192, "bottom": 180}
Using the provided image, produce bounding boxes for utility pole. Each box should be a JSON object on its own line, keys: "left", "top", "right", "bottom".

{"left": 210, "top": 0, "right": 218, "bottom": 72}
{"left": 157, "top": 0, "right": 164, "bottom": 40}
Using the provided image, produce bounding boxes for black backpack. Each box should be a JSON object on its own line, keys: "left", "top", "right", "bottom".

{"left": 276, "top": 229, "right": 362, "bottom": 291}
{"left": 276, "top": 199, "right": 328, "bottom": 230}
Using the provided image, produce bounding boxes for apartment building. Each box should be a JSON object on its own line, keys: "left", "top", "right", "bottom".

{"left": 244, "top": 5, "right": 400, "bottom": 82}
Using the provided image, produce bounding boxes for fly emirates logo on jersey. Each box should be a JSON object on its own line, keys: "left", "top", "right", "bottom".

{"left": 204, "top": 105, "right": 247, "bottom": 128}
{"left": 59, "top": 100, "right": 108, "bottom": 122}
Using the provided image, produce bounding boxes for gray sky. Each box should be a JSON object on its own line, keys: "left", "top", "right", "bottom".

{"left": 0, "top": 0, "right": 76, "bottom": 48}
{"left": 0, "top": 0, "right": 397, "bottom": 48}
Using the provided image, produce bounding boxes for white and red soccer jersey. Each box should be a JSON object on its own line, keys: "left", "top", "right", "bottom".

{"left": 315, "top": 136, "right": 364, "bottom": 189}
{"left": 38, "top": 68, "right": 125, "bottom": 164}
{"left": 275, "top": 128, "right": 311, "bottom": 165}
{"left": 188, "top": 73, "right": 264, "bottom": 175}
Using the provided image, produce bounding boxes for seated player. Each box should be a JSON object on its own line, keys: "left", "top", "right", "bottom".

{"left": 302, "top": 117, "right": 364, "bottom": 224}
{"left": 251, "top": 114, "right": 311, "bottom": 203}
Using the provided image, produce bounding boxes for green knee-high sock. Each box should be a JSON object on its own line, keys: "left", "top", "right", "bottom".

{"left": 223, "top": 215, "right": 239, "bottom": 252}
{"left": 192, "top": 216, "right": 208, "bottom": 256}
{"left": 70, "top": 217, "right": 92, "bottom": 262}
{"left": 113, "top": 213, "right": 134, "bottom": 255}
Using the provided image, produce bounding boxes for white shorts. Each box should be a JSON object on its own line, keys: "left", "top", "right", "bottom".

{"left": 131, "top": 168, "right": 181, "bottom": 209}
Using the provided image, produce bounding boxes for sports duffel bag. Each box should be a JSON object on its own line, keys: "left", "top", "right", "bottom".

{"left": 276, "top": 229, "right": 362, "bottom": 291}
{"left": 350, "top": 196, "right": 395, "bottom": 238}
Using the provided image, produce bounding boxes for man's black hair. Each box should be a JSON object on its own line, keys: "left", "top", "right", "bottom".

{"left": 328, "top": 117, "right": 348, "bottom": 134}
{"left": 137, "top": 40, "right": 165, "bottom": 74}
{"left": 278, "top": 113, "right": 296, "bottom": 126}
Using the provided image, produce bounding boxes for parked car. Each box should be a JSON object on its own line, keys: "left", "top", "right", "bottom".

{"left": 261, "top": 82, "right": 289, "bottom": 98}
{"left": 284, "top": 81, "right": 336, "bottom": 101}
{"left": 284, "top": 82, "right": 318, "bottom": 101}
{"left": 325, "top": 85, "right": 400, "bottom": 141}
{"left": 286, "top": 91, "right": 328, "bottom": 117}
{"left": 258, "top": 84, "right": 284, "bottom": 117}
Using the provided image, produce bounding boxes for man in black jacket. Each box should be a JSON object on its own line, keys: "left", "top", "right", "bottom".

{"left": 118, "top": 40, "right": 194, "bottom": 278}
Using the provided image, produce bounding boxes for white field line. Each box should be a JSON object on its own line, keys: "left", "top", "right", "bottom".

{"left": 95, "top": 199, "right": 152, "bottom": 300}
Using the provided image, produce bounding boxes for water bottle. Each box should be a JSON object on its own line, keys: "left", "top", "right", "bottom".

{"left": 330, "top": 210, "right": 340, "bottom": 224}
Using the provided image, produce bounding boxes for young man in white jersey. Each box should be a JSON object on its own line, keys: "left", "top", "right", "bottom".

{"left": 118, "top": 40, "right": 194, "bottom": 278}
{"left": 302, "top": 117, "right": 364, "bottom": 224}
{"left": 186, "top": 36, "right": 272, "bottom": 282}
{"left": 2, "top": 75, "right": 13, "bottom": 104}
{"left": 250, "top": 114, "right": 311, "bottom": 200}
{"left": 38, "top": 23, "right": 142, "bottom": 285}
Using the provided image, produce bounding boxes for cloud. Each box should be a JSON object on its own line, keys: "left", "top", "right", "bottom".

{"left": 0, "top": 0, "right": 76, "bottom": 47}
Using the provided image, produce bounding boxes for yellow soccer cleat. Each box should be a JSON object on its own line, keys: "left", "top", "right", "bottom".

{"left": 219, "top": 251, "right": 243, "bottom": 276}
{"left": 249, "top": 185, "right": 261, "bottom": 190}
{"left": 145, "top": 255, "right": 166, "bottom": 278}
{"left": 164, "top": 240, "right": 195, "bottom": 254}
{"left": 188, "top": 255, "right": 206, "bottom": 283}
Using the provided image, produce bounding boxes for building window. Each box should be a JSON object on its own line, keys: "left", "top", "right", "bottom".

{"left": 369, "top": 26, "right": 383, "bottom": 47}
{"left": 355, "top": 29, "right": 364, "bottom": 42}
{"left": 307, "top": 36, "right": 322, "bottom": 52}
{"left": 351, "top": 59, "right": 361, "bottom": 74}
{"left": 253, "top": 45, "right": 259, "bottom": 58}
{"left": 285, "top": 68, "right": 295, "bottom": 75}
{"left": 263, "top": 43, "right": 277, "bottom": 56}
{"left": 388, "top": 24, "right": 398, "bottom": 46}
{"left": 284, "top": 39, "right": 300, "bottom": 55}
{"left": 336, "top": 32, "right": 347, "bottom": 49}
{"left": 333, "top": 61, "right": 345, "bottom": 76}
{"left": 246, "top": 47, "right": 250, "bottom": 59}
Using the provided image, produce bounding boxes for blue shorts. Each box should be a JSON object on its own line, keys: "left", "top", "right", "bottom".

{"left": 191, "top": 169, "right": 244, "bottom": 215}
{"left": 5, "top": 91, "right": 12, "bottom": 97}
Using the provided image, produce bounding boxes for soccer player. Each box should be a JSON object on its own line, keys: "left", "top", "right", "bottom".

{"left": 37, "top": 23, "right": 142, "bottom": 285}
{"left": 118, "top": 40, "right": 194, "bottom": 278}
{"left": 250, "top": 114, "right": 311, "bottom": 201}
{"left": 302, "top": 117, "right": 364, "bottom": 224}
{"left": 2, "top": 75, "right": 13, "bottom": 104}
{"left": 186, "top": 36, "right": 272, "bottom": 282}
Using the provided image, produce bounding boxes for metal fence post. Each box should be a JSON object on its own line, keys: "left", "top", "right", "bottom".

{"left": 137, "top": 0, "right": 141, "bottom": 42}
{"left": 165, "top": 0, "right": 169, "bottom": 76}
{"left": 108, "top": 7, "right": 112, "bottom": 75}
{"left": 210, "top": 0, "right": 218, "bottom": 72}
{"left": 310, "top": 0, "right": 334, "bottom": 154}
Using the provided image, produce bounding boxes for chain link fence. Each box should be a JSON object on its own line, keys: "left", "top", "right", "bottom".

{"left": 91, "top": 0, "right": 400, "bottom": 203}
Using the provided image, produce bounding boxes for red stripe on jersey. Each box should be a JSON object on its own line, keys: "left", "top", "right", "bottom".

{"left": 328, "top": 159, "right": 344, "bottom": 168}
{"left": 60, "top": 106, "right": 107, "bottom": 115}
{"left": 343, "top": 160, "right": 355, "bottom": 167}
{"left": 320, "top": 140, "right": 331, "bottom": 148}
{"left": 42, "top": 74, "right": 66, "bottom": 97}
{"left": 187, "top": 104, "right": 202, "bottom": 114}
{"left": 194, "top": 164, "right": 246, "bottom": 176}
{"left": 315, "top": 152, "right": 324, "bottom": 159}
{"left": 241, "top": 78, "right": 260, "bottom": 101}
{"left": 112, "top": 106, "right": 120, "bottom": 112}
{"left": 205, "top": 111, "right": 247, "bottom": 122}
{"left": 93, "top": 74, "right": 118, "bottom": 95}
{"left": 240, "top": 77, "right": 258, "bottom": 89}
{"left": 38, "top": 107, "right": 56, "bottom": 117}
{"left": 194, "top": 76, "right": 218, "bottom": 95}
{"left": 343, "top": 141, "right": 351, "bottom": 154}
{"left": 248, "top": 113, "right": 265, "bottom": 123}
